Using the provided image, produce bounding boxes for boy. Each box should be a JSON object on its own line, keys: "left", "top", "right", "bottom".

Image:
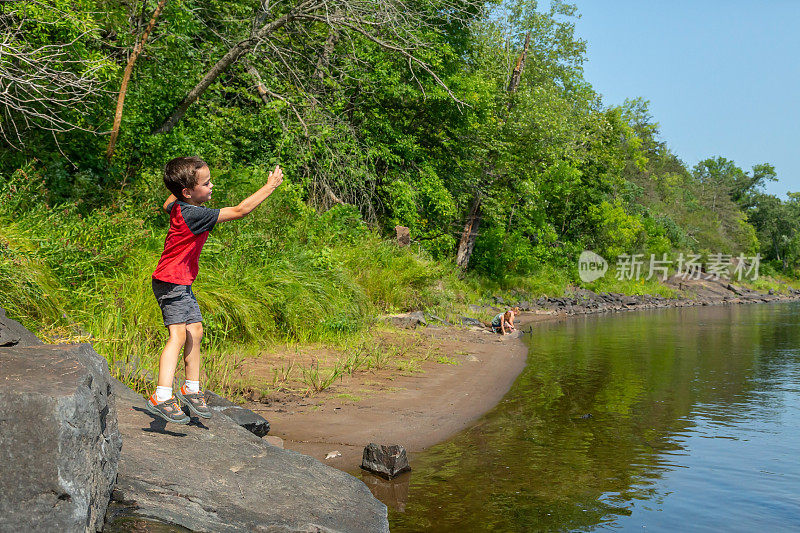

{"left": 146, "top": 156, "right": 283, "bottom": 424}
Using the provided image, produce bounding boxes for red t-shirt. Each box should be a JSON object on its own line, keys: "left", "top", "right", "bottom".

{"left": 152, "top": 201, "right": 220, "bottom": 285}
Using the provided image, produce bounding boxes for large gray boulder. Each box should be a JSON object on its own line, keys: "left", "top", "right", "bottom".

{"left": 0, "top": 343, "right": 122, "bottom": 532}
{"left": 0, "top": 306, "right": 43, "bottom": 347}
{"left": 110, "top": 380, "right": 388, "bottom": 532}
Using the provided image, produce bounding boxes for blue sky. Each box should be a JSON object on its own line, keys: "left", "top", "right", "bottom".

{"left": 568, "top": 1, "right": 800, "bottom": 197}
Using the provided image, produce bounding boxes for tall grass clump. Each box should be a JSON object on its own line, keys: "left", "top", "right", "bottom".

{"left": 335, "top": 237, "right": 462, "bottom": 313}
{"left": 0, "top": 227, "right": 65, "bottom": 327}
{"left": 1, "top": 164, "right": 461, "bottom": 393}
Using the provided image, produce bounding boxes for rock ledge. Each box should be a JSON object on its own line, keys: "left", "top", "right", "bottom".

{"left": 110, "top": 380, "right": 388, "bottom": 532}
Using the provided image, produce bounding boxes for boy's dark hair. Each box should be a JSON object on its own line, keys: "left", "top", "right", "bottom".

{"left": 164, "top": 156, "right": 208, "bottom": 199}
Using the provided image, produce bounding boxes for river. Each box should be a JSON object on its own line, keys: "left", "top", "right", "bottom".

{"left": 387, "top": 303, "right": 800, "bottom": 531}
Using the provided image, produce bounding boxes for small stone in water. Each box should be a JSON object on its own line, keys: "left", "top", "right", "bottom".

{"left": 325, "top": 450, "right": 342, "bottom": 460}
{"left": 361, "top": 443, "right": 411, "bottom": 479}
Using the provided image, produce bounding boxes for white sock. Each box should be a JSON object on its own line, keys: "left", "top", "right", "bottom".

{"left": 155, "top": 386, "right": 173, "bottom": 403}
{"left": 184, "top": 380, "right": 200, "bottom": 393}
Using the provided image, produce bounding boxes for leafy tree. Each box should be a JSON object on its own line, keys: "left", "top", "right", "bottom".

{"left": 747, "top": 192, "right": 800, "bottom": 271}
{"left": 693, "top": 157, "right": 776, "bottom": 208}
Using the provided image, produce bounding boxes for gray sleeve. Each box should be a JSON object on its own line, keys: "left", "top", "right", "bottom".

{"left": 181, "top": 203, "right": 220, "bottom": 235}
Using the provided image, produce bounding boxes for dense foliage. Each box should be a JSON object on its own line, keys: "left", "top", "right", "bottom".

{"left": 0, "top": 0, "right": 795, "bottom": 386}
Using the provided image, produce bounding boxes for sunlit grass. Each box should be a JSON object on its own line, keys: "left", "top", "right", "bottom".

{"left": 583, "top": 275, "right": 680, "bottom": 298}
{"left": 1, "top": 173, "right": 795, "bottom": 401}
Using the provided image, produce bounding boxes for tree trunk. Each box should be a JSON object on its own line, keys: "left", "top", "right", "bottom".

{"left": 455, "top": 33, "right": 529, "bottom": 269}
{"left": 507, "top": 33, "right": 530, "bottom": 96}
{"left": 456, "top": 195, "right": 482, "bottom": 269}
{"left": 106, "top": 0, "right": 168, "bottom": 161}
{"left": 153, "top": 37, "right": 256, "bottom": 134}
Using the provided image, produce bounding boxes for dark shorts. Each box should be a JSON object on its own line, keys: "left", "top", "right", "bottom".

{"left": 151, "top": 279, "right": 203, "bottom": 327}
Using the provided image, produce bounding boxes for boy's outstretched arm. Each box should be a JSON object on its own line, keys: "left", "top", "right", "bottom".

{"left": 218, "top": 165, "right": 283, "bottom": 223}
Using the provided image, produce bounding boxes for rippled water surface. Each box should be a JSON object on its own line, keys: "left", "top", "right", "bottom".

{"left": 388, "top": 303, "right": 800, "bottom": 531}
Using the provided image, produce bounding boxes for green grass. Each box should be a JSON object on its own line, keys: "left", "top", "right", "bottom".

{"left": 582, "top": 275, "right": 681, "bottom": 298}
{"left": 336, "top": 393, "right": 362, "bottom": 402}
{"left": 298, "top": 359, "right": 344, "bottom": 394}
{"left": 1, "top": 170, "right": 795, "bottom": 399}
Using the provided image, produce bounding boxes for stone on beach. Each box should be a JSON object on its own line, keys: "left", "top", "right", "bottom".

{"left": 206, "top": 390, "right": 271, "bottom": 437}
{"left": 0, "top": 343, "right": 122, "bottom": 532}
{"left": 361, "top": 443, "right": 411, "bottom": 479}
{"left": 383, "top": 311, "right": 427, "bottom": 329}
{"left": 427, "top": 314, "right": 452, "bottom": 326}
{"left": 458, "top": 316, "right": 485, "bottom": 327}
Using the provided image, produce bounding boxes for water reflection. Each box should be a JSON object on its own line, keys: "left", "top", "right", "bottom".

{"left": 389, "top": 303, "right": 800, "bottom": 531}
{"left": 360, "top": 471, "right": 411, "bottom": 511}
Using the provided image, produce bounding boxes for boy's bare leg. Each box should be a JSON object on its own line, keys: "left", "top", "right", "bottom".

{"left": 175, "top": 321, "right": 212, "bottom": 418}
{"left": 157, "top": 323, "right": 187, "bottom": 388}
{"left": 183, "top": 321, "right": 203, "bottom": 382}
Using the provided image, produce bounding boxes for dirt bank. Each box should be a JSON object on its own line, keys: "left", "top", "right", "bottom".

{"left": 242, "top": 320, "right": 536, "bottom": 470}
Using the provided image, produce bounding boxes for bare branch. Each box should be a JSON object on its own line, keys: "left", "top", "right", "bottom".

{"left": 245, "top": 62, "right": 309, "bottom": 137}
{"left": 0, "top": 2, "right": 110, "bottom": 147}
{"left": 154, "top": 0, "right": 481, "bottom": 133}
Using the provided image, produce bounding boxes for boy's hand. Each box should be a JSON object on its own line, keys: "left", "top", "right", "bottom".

{"left": 218, "top": 165, "right": 284, "bottom": 223}
{"left": 267, "top": 165, "right": 284, "bottom": 189}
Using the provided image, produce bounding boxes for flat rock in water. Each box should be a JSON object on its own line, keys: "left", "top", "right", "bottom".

{"left": 0, "top": 343, "right": 122, "bottom": 531}
{"left": 361, "top": 443, "right": 411, "bottom": 479}
{"left": 111, "top": 380, "right": 388, "bottom": 532}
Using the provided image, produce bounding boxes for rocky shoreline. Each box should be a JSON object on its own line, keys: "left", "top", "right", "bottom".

{"left": 252, "top": 275, "right": 800, "bottom": 481}
{"left": 481, "top": 274, "right": 800, "bottom": 320}
{"left": 2, "top": 274, "right": 796, "bottom": 531}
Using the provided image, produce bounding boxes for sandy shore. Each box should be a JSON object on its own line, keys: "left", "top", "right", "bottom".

{"left": 241, "top": 317, "right": 543, "bottom": 471}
